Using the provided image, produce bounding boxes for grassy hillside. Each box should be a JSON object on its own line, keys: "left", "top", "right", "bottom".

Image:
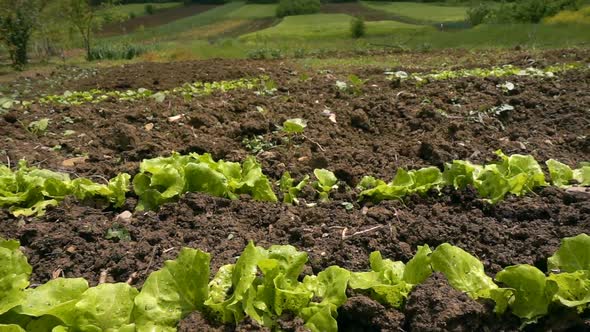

{"left": 241, "top": 14, "right": 422, "bottom": 41}
{"left": 98, "top": 2, "right": 182, "bottom": 21}
{"left": 225, "top": 4, "right": 278, "bottom": 19}
{"left": 362, "top": 1, "right": 468, "bottom": 23}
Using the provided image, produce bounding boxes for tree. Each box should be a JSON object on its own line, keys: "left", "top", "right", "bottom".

{"left": 0, "top": 0, "right": 45, "bottom": 70}
{"left": 61, "top": 0, "right": 117, "bottom": 61}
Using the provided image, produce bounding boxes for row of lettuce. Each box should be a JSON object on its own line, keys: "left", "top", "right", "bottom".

{"left": 1, "top": 233, "right": 590, "bottom": 331}
{"left": 1, "top": 62, "right": 586, "bottom": 111}
{"left": 1, "top": 77, "right": 276, "bottom": 109}
{"left": 385, "top": 62, "right": 586, "bottom": 84}
{"left": 1, "top": 150, "right": 589, "bottom": 217}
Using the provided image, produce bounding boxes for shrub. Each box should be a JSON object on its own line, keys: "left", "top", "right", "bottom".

{"left": 276, "top": 0, "right": 320, "bottom": 18}
{"left": 145, "top": 4, "right": 155, "bottom": 15}
{"left": 466, "top": 4, "right": 491, "bottom": 26}
{"left": 487, "top": 0, "right": 583, "bottom": 24}
{"left": 88, "top": 43, "right": 147, "bottom": 61}
{"left": 350, "top": 16, "right": 366, "bottom": 38}
{"left": 0, "top": 2, "right": 38, "bottom": 70}
{"left": 544, "top": 6, "right": 590, "bottom": 25}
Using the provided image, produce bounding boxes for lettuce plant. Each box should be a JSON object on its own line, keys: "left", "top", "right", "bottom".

{"left": 546, "top": 159, "right": 590, "bottom": 187}
{"left": 313, "top": 169, "right": 338, "bottom": 202}
{"left": 359, "top": 167, "right": 443, "bottom": 202}
{"left": 1, "top": 234, "right": 590, "bottom": 330}
{"left": 0, "top": 161, "right": 130, "bottom": 217}
{"left": 278, "top": 172, "right": 309, "bottom": 205}
{"left": 133, "top": 153, "right": 277, "bottom": 211}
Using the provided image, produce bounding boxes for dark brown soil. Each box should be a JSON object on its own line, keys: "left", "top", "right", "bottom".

{"left": 1, "top": 51, "right": 590, "bottom": 330}
{"left": 99, "top": 4, "right": 219, "bottom": 37}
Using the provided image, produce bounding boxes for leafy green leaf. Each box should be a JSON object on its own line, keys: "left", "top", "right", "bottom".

{"left": 548, "top": 234, "right": 590, "bottom": 272}
{"left": 18, "top": 278, "right": 89, "bottom": 326}
{"left": 431, "top": 243, "right": 498, "bottom": 298}
{"left": 282, "top": 119, "right": 307, "bottom": 134}
{"left": 546, "top": 159, "right": 573, "bottom": 187}
{"left": 279, "top": 172, "right": 309, "bottom": 204}
{"left": 313, "top": 169, "right": 338, "bottom": 202}
{"left": 0, "top": 239, "right": 32, "bottom": 316}
{"left": 403, "top": 245, "right": 433, "bottom": 285}
{"left": 301, "top": 266, "right": 350, "bottom": 332}
{"left": 0, "top": 324, "right": 26, "bottom": 332}
{"left": 548, "top": 270, "right": 590, "bottom": 313}
{"left": 204, "top": 242, "right": 267, "bottom": 324}
{"left": 74, "top": 283, "right": 138, "bottom": 330}
{"left": 443, "top": 160, "right": 482, "bottom": 189}
{"left": 134, "top": 248, "right": 210, "bottom": 329}
{"left": 495, "top": 265, "right": 557, "bottom": 320}
{"left": 574, "top": 166, "right": 590, "bottom": 186}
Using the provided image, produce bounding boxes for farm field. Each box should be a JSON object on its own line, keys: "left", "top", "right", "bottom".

{"left": 362, "top": 1, "right": 468, "bottom": 23}
{"left": 1, "top": 49, "right": 589, "bottom": 330}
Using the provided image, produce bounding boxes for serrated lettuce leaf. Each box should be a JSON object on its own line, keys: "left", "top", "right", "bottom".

{"left": 134, "top": 248, "right": 210, "bottom": 330}
{"left": 301, "top": 266, "right": 350, "bottom": 332}
{"left": 548, "top": 271, "right": 590, "bottom": 313}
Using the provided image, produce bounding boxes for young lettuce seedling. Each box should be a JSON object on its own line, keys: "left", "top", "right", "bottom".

{"left": 26, "top": 118, "right": 50, "bottom": 136}
{"left": 279, "top": 171, "right": 310, "bottom": 205}
{"left": 313, "top": 169, "right": 338, "bottom": 202}
{"left": 282, "top": 118, "right": 307, "bottom": 148}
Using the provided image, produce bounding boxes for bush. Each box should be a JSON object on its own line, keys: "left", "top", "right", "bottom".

{"left": 0, "top": 2, "right": 38, "bottom": 70}
{"left": 486, "top": 0, "right": 583, "bottom": 24}
{"left": 145, "top": 4, "right": 155, "bottom": 15}
{"left": 88, "top": 43, "right": 147, "bottom": 61}
{"left": 544, "top": 6, "right": 590, "bottom": 25}
{"left": 276, "top": 0, "right": 320, "bottom": 18}
{"left": 466, "top": 4, "right": 491, "bottom": 26}
{"left": 350, "top": 16, "right": 366, "bottom": 39}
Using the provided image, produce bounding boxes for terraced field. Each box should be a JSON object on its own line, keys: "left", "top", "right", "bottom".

{"left": 0, "top": 49, "right": 589, "bottom": 331}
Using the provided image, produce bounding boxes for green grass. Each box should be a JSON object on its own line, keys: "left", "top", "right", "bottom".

{"left": 241, "top": 14, "right": 422, "bottom": 41}
{"left": 362, "top": 1, "right": 467, "bottom": 23}
{"left": 225, "top": 4, "right": 278, "bottom": 19}
{"left": 106, "top": 2, "right": 243, "bottom": 43}
{"left": 98, "top": 2, "right": 182, "bottom": 20}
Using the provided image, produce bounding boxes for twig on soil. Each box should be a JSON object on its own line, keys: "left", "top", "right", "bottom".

{"left": 6, "top": 155, "right": 10, "bottom": 168}
{"left": 126, "top": 272, "right": 139, "bottom": 285}
{"left": 302, "top": 135, "right": 326, "bottom": 152}
{"left": 87, "top": 174, "right": 109, "bottom": 184}
{"left": 162, "top": 247, "right": 175, "bottom": 254}
{"left": 51, "top": 268, "right": 63, "bottom": 279}
{"left": 144, "top": 245, "right": 159, "bottom": 276}
{"left": 33, "top": 159, "right": 48, "bottom": 167}
{"left": 99, "top": 270, "right": 108, "bottom": 284}
{"left": 342, "top": 225, "right": 384, "bottom": 240}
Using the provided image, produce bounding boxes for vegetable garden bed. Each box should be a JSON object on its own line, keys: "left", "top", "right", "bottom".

{"left": 1, "top": 49, "right": 589, "bottom": 331}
